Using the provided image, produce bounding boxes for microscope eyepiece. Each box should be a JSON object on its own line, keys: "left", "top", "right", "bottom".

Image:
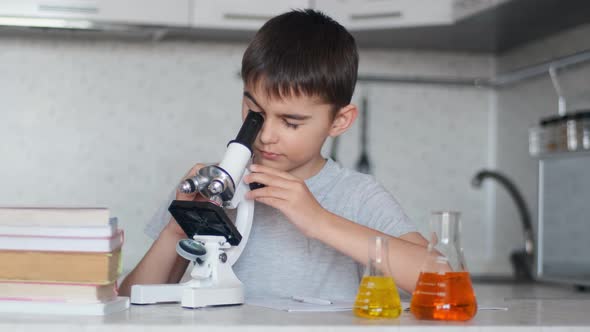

{"left": 229, "top": 110, "right": 264, "bottom": 152}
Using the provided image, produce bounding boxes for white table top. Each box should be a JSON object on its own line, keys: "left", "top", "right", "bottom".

{"left": 1, "top": 282, "right": 590, "bottom": 331}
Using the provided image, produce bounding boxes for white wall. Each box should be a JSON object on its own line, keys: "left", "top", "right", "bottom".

{"left": 0, "top": 33, "right": 495, "bottom": 273}
{"left": 0, "top": 36, "right": 246, "bottom": 271}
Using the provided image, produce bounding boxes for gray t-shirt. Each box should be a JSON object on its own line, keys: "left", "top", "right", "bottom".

{"left": 144, "top": 158, "right": 416, "bottom": 301}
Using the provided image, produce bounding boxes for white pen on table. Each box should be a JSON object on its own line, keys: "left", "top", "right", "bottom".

{"left": 291, "top": 296, "right": 333, "bottom": 305}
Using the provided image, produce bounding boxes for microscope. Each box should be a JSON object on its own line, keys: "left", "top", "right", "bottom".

{"left": 130, "top": 110, "right": 264, "bottom": 308}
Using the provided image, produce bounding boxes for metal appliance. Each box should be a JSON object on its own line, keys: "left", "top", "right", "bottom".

{"left": 535, "top": 147, "right": 590, "bottom": 288}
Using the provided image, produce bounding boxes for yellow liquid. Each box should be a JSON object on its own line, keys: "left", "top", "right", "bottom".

{"left": 353, "top": 276, "right": 402, "bottom": 319}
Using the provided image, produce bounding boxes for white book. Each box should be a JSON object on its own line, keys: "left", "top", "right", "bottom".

{"left": 0, "top": 229, "right": 124, "bottom": 252}
{"left": 0, "top": 296, "right": 129, "bottom": 315}
{"left": 0, "top": 217, "right": 117, "bottom": 237}
{"left": 0, "top": 207, "right": 109, "bottom": 227}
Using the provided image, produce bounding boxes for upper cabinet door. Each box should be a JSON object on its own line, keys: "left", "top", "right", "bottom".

{"left": 0, "top": 0, "right": 190, "bottom": 26}
{"left": 191, "top": 0, "right": 311, "bottom": 30}
{"left": 99, "top": 0, "right": 190, "bottom": 26}
{"left": 453, "top": 0, "right": 509, "bottom": 20}
{"left": 0, "top": 1, "right": 100, "bottom": 19}
{"left": 314, "top": 0, "right": 454, "bottom": 30}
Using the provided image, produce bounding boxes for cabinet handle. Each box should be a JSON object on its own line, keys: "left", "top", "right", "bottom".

{"left": 223, "top": 13, "right": 275, "bottom": 21}
{"left": 350, "top": 11, "right": 402, "bottom": 20}
{"left": 38, "top": 4, "right": 99, "bottom": 14}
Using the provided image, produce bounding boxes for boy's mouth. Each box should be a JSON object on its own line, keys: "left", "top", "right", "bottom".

{"left": 257, "top": 148, "right": 281, "bottom": 160}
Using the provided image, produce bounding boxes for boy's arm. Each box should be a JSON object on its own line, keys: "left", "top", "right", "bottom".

{"left": 118, "top": 220, "right": 189, "bottom": 296}
{"left": 244, "top": 163, "right": 429, "bottom": 293}
{"left": 312, "top": 211, "right": 428, "bottom": 293}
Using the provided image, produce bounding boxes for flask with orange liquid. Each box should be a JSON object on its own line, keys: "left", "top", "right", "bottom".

{"left": 410, "top": 211, "right": 477, "bottom": 321}
{"left": 354, "top": 236, "right": 402, "bottom": 319}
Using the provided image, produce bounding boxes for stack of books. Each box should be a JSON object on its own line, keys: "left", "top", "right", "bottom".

{"left": 0, "top": 207, "right": 129, "bottom": 315}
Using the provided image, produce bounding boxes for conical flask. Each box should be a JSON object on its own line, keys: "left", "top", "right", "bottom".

{"left": 353, "top": 236, "right": 401, "bottom": 319}
{"left": 410, "top": 211, "right": 477, "bottom": 321}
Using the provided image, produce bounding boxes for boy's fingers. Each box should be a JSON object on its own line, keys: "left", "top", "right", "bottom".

{"left": 245, "top": 172, "right": 293, "bottom": 189}
{"left": 247, "top": 186, "right": 290, "bottom": 200}
{"left": 179, "top": 163, "right": 207, "bottom": 187}
{"left": 185, "top": 163, "right": 206, "bottom": 178}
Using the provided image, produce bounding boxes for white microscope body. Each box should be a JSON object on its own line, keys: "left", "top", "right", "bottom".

{"left": 130, "top": 111, "right": 263, "bottom": 308}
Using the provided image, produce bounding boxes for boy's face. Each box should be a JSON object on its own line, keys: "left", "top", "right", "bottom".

{"left": 241, "top": 85, "right": 336, "bottom": 180}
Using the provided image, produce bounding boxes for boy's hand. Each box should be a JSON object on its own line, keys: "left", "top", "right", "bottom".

{"left": 243, "top": 164, "right": 329, "bottom": 238}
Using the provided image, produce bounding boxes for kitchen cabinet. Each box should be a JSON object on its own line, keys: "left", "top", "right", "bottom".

{"left": 0, "top": 0, "right": 190, "bottom": 26}
{"left": 0, "top": 0, "right": 587, "bottom": 54}
{"left": 191, "top": 0, "right": 311, "bottom": 30}
{"left": 453, "top": 0, "right": 510, "bottom": 20}
{"left": 313, "top": 0, "right": 454, "bottom": 30}
{"left": 0, "top": 0, "right": 516, "bottom": 34}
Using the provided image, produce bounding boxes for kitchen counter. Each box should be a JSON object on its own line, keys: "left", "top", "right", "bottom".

{"left": 1, "top": 282, "right": 589, "bottom": 331}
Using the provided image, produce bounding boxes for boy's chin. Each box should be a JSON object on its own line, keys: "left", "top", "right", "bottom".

{"left": 252, "top": 156, "right": 287, "bottom": 170}
{"left": 253, "top": 156, "right": 276, "bottom": 166}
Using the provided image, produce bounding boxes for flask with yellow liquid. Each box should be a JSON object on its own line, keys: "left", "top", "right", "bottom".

{"left": 353, "top": 236, "right": 402, "bottom": 319}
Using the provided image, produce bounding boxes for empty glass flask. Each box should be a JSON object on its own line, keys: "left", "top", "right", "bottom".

{"left": 410, "top": 211, "right": 477, "bottom": 321}
{"left": 353, "top": 236, "right": 402, "bottom": 319}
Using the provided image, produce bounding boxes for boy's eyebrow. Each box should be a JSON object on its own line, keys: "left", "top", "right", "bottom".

{"left": 243, "top": 91, "right": 311, "bottom": 121}
{"left": 279, "top": 113, "right": 311, "bottom": 121}
{"left": 243, "top": 91, "right": 266, "bottom": 112}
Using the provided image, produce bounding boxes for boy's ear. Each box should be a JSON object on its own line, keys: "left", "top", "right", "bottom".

{"left": 329, "top": 104, "right": 358, "bottom": 137}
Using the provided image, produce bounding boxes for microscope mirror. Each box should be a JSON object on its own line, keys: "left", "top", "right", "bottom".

{"left": 176, "top": 239, "right": 207, "bottom": 262}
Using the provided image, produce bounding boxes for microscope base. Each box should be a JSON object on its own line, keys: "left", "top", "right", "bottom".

{"left": 130, "top": 283, "right": 185, "bottom": 304}
{"left": 130, "top": 282, "right": 244, "bottom": 308}
{"left": 181, "top": 286, "right": 244, "bottom": 308}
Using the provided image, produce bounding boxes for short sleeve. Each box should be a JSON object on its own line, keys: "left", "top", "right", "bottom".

{"left": 143, "top": 188, "right": 176, "bottom": 240}
{"left": 356, "top": 184, "right": 417, "bottom": 238}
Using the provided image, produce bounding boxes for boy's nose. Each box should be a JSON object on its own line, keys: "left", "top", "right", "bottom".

{"left": 258, "top": 119, "right": 279, "bottom": 144}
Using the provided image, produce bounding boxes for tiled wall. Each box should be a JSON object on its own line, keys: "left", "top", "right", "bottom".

{"left": 1, "top": 32, "right": 495, "bottom": 273}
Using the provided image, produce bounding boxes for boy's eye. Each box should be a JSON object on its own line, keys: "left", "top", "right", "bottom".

{"left": 283, "top": 119, "right": 299, "bottom": 129}
{"left": 250, "top": 109, "right": 265, "bottom": 119}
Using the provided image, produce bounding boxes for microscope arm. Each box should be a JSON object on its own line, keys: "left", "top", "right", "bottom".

{"left": 225, "top": 170, "right": 255, "bottom": 266}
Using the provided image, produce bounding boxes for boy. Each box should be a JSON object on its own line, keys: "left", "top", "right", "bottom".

{"left": 120, "top": 9, "right": 427, "bottom": 299}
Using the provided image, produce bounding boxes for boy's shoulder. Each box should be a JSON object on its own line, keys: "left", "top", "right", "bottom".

{"left": 307, "top": 159, "right": 385, "bottom": 197}
{"left": 311, "top": 159, "right": 415, "bottom": 236}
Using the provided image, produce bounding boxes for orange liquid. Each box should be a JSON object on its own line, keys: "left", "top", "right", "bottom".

{"left": 410, "top": 271, "right": 477, "bottom": 321}
{"left": 354, "top": 276, "right": 402, "bottom": 319}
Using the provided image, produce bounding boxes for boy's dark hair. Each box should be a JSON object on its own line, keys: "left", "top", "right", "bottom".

{"left": 241, "top": 9, "right": 358, "bottom": 111}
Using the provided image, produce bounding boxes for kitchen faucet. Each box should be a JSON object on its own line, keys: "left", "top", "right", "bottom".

{"left": 472, "top": 170, "right": 535, "bottom": 281}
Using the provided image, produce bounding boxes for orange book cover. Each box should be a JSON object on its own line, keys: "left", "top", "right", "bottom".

{"left": 0, "top": 249, "right": 121, "bottom": 284}
{"left": 0, "top": 280, "right": 117, "bottom": 303}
